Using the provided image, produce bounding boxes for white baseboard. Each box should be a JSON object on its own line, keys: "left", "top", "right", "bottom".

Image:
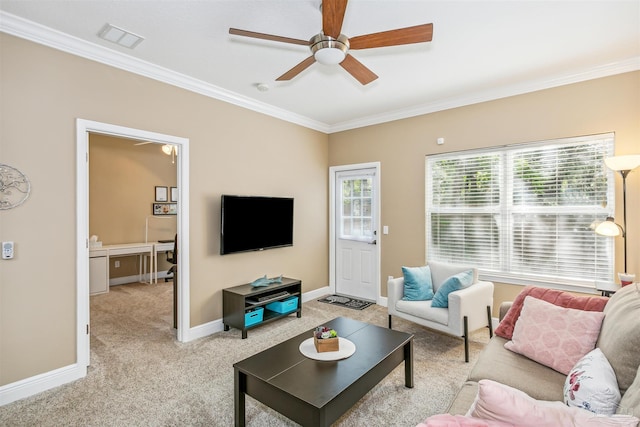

{"left": 302, "top": 285, "right": 331, "bottom": 303}
{"left": 0, "top": 363, "right": 86, "bottom": 406}
{"left": 184, "top": 318, "right": 225, "bottom": 342}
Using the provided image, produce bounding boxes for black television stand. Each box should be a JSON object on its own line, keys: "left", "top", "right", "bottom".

{"left": 222, "top": 277, "right": 302, "bottom": 338}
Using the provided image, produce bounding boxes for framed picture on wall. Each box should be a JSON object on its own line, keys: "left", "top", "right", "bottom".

{"left": 155, "top": 186, "right": 168, "bottom": 202}
{"left": 170, "top": 187, "right": 178, "bottom": 202}
{"left": 153, "top": 202, "right": 177, "bottom": 215}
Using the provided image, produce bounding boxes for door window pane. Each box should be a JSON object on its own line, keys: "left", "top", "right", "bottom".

{"left": 340, "top": 176, "right": 374, "bottom": 240}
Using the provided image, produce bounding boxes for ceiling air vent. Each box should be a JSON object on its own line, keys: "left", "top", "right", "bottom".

{"left": 98, "top": 23, "right": 144, "bottom": 49}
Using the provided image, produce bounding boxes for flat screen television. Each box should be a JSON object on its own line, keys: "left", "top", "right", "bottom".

{"left": 220, "top": 195, "right": 294, "bottom": 255}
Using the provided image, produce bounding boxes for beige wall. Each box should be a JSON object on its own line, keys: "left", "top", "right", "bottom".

{"left": 0, "top": 34, "right": 329, "bottom": 385}
{"left": 89, "top": 135, "right": 178, "bottom": 277}
{"left": 328, "top": 71, "right": 640, "bottom": 315}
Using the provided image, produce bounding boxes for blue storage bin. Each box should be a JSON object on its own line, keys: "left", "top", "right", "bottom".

{"left": 245, "top": 307, "right": 264, "bottom": 327}
{"left": 266, "top": 296, "right": 299, "bottom": 314}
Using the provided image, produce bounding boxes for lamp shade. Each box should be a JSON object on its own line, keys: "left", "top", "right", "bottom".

{"left": 594, "top": 217, "right": 623, "bottom": 237}
{"left": 604, "top": 155, "right": 640, "bottom": 172}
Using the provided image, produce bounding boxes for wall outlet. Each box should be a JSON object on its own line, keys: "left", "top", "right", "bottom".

{"left": 388, "top": 275, "right": 394, "bottom": 282}
{"left": 114, "top": 260, "right": 120, "bottom": 268}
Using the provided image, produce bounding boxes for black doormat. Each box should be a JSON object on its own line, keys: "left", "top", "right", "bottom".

{"left": 317, "top": 295, "right": 374, "bottom": 310}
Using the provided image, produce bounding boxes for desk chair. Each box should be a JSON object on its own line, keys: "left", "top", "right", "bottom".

{"left": 165, "top": 235, "right": 177, "bottom": 282}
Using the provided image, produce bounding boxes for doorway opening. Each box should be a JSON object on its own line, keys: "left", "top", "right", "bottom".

{"left": 76, "top": 119, "right": 190, "bottom": 370}
{"left": 89, "top": 134, "right": 177, "bottom": 326}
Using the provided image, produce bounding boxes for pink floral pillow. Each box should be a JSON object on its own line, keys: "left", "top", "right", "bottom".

{"left": 564, "top": 348, "right": 621, "bottom": 415}
{"left": 504, "top": 296, "right": 605, "bottom": 375}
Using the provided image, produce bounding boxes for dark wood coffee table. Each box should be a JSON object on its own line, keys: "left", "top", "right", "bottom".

{"left": 234, "top": 316, "right": 414, "bottom": 426}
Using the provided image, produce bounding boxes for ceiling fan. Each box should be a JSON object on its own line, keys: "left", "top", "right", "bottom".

{"left": 134, "top": 141, "right": 178, "bottom": 162}
{"left": 229, "top": 0, "right": 433, "bottom": 85}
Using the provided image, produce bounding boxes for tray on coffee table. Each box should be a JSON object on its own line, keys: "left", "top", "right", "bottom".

{"left": 298, "top": 337, "right": 356, "bottom": 361}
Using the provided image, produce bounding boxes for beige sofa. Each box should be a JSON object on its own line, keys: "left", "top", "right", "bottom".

{"left": 447, "top": 283, "right": 640, "bottom": 418}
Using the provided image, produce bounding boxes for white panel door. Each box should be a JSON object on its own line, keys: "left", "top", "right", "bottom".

{"left": 335, "top": 168, "right": 378, "bottom": 301}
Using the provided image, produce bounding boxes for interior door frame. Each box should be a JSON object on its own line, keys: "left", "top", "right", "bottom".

{"left": 329, "top": 162, "right": 381, "bottom": 302}
{"left": 76, "top": 119, "right": 190, "bottom": 369}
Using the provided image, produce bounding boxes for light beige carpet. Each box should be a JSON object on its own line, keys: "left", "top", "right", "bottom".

{"left": 0, "top": 282, "right": 489, "bottom": 426}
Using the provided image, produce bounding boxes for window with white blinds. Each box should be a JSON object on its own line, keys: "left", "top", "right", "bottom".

{"left": 426, "top": 134, "right": 615, "bottom": 289}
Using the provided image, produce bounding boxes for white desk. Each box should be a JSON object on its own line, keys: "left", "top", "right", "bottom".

{"left": 89, "top": 248, "right": 109, "bottom": 295}
{"left": 89, "top": 242, "right": 173, "bottom": 291}
{"left": 103, "top": 243, "right": 154, "bottom": 284}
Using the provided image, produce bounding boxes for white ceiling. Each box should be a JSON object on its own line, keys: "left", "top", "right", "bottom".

{"left": 1, "top": 1, "right": 639, "bottom": 133}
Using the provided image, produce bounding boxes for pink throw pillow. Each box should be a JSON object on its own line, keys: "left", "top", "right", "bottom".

{"left": 469, "top": 380, "right": 640, "bottom": 427}
{"left": 495, "top": 286, "right": 608, "bottom": 340}
{"left": 504, "top": 296, "right": 604, "bottom": 375}
{"left": 418, "top": 414, "right": 515, "bottom": 427}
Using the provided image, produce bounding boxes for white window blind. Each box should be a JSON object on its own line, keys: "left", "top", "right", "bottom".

{"left": 426, "top": 134, "right": 615, "bottom": 288}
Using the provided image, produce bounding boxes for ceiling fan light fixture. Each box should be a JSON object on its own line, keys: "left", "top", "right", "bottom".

{"left": 162, "top": 144, "right": 176, "bottom": 156}
{"left": 310, "top": 33, "right": 349, "bottom": 65}
{"left": 314, "top": 48, "right": 345, "bottom": 65}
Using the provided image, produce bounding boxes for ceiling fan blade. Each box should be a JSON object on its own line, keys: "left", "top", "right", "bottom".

{"left": 340, "top": 54, "right": 378, "bottom": 85}
{"left": 349, "top": 23, "right": 433, "bottom": 49}
{"left": 276, "top": 56, "right": 317, "bottom": 81}
{"left": 322, "top": 0, "right": 348, "bottom": 38}
{"left": 229, "top": 28, "right": 309, "bottom": 46}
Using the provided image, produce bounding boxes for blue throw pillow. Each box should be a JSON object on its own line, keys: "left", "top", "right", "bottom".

{"left": 401, "top": 265, "right": 434, "bottom": 301}
{"left": 431, "top": 269, "right": 474, "bottom": 308}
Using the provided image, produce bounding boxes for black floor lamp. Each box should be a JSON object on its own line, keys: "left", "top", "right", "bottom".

{"left": 595, "top": 154, "right": 640, "bottom": 278}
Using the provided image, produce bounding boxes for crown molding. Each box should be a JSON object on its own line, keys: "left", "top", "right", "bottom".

{"left": 2, "top": 11, "right": 638, "bottom": 135}
{"left": 329, "top": 56, "right": 640, "bottom": 133}
{"left": 0, "top": 11, "right": 331, "bottom": 134}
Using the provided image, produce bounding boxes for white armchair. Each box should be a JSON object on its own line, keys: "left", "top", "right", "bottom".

{"left": 387, "top": 260, "right": 494, "bottom": 362}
